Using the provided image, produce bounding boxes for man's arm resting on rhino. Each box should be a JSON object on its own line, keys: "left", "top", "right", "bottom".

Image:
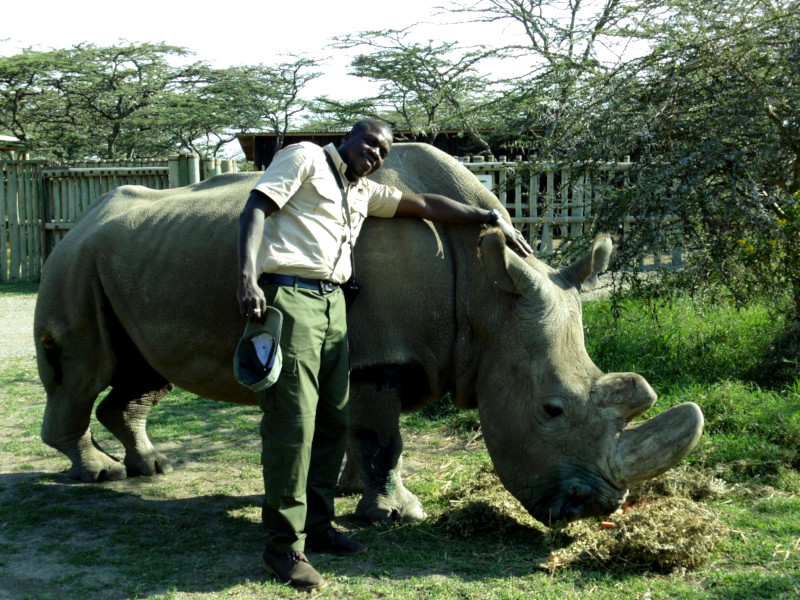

{"left": 237, "top": 189, "right": 280, "bottom": 321}
{"left": 396, "top": 193, "right": 533, "bottom": 256}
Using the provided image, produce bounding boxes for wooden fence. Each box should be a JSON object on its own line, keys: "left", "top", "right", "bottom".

{"left": 458, "top": 155, "right": 684, "bottom": 269}
{"left": 1, "top": 155, "right": 236, "bottom": 283}
{"left": 2, "top": 151, "right": 681, "bottom": 283}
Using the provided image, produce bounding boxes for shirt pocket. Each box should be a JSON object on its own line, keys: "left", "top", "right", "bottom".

{"left": 308, "top": 176, "right": 344, "bottom": 216}
{"left": 349, "top": 197, "right": 369, "bottom": 231}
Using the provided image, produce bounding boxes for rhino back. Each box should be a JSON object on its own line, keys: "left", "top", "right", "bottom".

{"left": 372, "top": 144, "right": 500, "bottom": 211}
{"left": 36, "top": 173, "right": 263, "bottom": 403}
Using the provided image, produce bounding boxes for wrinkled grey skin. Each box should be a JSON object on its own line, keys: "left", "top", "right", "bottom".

{"left": 35, "top": 143, "right": 703, "bottom": 526}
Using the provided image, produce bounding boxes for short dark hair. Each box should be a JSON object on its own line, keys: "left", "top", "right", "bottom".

{"left": 351, "top": 118, "right": 393, "bottom": 138}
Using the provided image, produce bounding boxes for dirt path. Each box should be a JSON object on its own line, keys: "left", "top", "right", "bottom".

{"left": 0, "top": 295, "right": 36, "bottom": 361}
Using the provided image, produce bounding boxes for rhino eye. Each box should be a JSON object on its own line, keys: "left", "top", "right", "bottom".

{"left": 542, "top": 401, "right": 565, "bottom": 419}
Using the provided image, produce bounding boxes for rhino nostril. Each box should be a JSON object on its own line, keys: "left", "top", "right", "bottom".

{"left": 559, "top": 496, "right": 583, "bottom": 521}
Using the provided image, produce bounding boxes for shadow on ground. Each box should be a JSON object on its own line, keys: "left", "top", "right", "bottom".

{"left": 0, "top": 469, "right": 561, "bottom": 600}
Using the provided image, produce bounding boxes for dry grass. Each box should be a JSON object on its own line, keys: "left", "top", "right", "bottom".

{"left": 437, "top": 461, "right": 729, "bottom": 573}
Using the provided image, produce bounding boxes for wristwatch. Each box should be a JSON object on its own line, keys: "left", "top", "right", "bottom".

{"left": 488, "top": 208, "right": 502, "bottom": 225}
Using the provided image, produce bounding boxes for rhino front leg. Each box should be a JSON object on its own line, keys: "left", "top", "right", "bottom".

{"left": 96, "top": 376, "right": 175, "bottom": 477}
{"left": 345, "top": 377, "right": 425, "bottom": 523}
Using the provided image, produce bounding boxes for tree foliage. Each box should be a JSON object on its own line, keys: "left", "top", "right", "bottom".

{"left": 578, "top": 0, "right": 800, "bottom": 320}
{"left": 327, "top": 29, "right": 497, "bottom": 151}
{"left": 0, "top": 43, "right": 319, "bottom": 159}
{"left": 0, "top": 48, "right": 70, "bottom": 148}
{"left": 224, "top": 59, "right": 321, "bottom": 161}
{"left": 452, "top": 0, "right": 637, "bottom": 156}
{"left": 449, "top": 0, "right": 800, "bottom": 322}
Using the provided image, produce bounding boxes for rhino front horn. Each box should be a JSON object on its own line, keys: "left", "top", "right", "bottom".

{"left": 615, "top": 402, "right": 704, "bottom": 485}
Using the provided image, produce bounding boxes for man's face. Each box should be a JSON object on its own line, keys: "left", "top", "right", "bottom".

{"left": 338, "top": 124, "right": 393, "bottom": 181}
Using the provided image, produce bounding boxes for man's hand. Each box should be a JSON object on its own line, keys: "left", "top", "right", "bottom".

{"left": 496, "top": 216, "right": 533, "bottom": 257}
{"left": 238, "top": 277, "right": 267, "bottom": 323}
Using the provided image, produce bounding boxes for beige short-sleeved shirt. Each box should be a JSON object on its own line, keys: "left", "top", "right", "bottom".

{"left": 252, "top": 142, "right": 402, "bottom": 284}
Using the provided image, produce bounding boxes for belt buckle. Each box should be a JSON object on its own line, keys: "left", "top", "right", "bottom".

{"left": 320, "top": 281, "right": 336, "bottom": 294}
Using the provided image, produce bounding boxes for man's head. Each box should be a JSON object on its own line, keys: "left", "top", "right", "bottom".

{"left": 338, "top": 119, "right": 393, "bottom": 181}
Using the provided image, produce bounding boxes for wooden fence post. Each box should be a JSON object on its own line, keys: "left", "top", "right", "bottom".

{"left": 187, "top": 155, "right": 200, "bottom": 185}
{"left": 0, "top": 164, "right": 6, "bottom": 282}
{"left": 7, "top": 166, "right": 20, "bottom": 282}
{"left": 202, "top": 157, "right": 216, "bottom": 181}
{"left": 168, "top": 155, "right": 181, "bottom": 188}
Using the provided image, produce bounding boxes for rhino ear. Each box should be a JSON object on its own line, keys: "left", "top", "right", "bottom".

{"left": 561, "top": 234, "right": 613, "bottom": 291}
{"left": 478, "top": 231, "right": 526, "bottom": 295}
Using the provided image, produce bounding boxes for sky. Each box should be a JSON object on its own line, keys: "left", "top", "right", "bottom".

{"left": 0, "top": 0, "right": 522, "bottom": 101}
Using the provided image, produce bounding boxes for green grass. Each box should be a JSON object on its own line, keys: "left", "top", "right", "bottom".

{"left": 583, "top": 295, "right": 785, "bottom": 390}
{"left": 0, "top": 281, "right": 38, "bottom": 296}
{"left": 584, "top": 295, "right": 800, "bottom": 486}
{"left": 1, "top": 286, "right": 799, "bottom": 598}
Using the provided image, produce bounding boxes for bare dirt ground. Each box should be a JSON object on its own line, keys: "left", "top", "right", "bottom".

{"left": 0, "top": 295, "right": 36, "bottom": 361}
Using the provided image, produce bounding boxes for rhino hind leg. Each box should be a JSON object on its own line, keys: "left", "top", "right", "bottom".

{"left": 95, "top": 354, "right": 175, "bottom": 477}
{"left": 345, "top": 368, "right": 427, "bottom": 523}
{"left": 39, "top": 343, "right": 127, "bottom": 482}
{"left": 41, "top": 390, "right": 128, "bottom": 482}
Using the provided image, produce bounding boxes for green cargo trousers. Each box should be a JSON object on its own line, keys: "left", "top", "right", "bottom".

{"left": 257, "top": 281, "right": 350, "bottom": 553}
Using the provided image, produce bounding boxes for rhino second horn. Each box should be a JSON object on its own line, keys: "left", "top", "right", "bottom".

{"left": 615, "top": 402, "right": 704, "bottom": 486}
{"left": 592, "top": 372, "right": 657, "bottom": 421}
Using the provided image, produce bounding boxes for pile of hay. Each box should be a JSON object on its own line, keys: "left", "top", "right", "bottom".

{"left": 555, "top": 495, "right": 729, "bottom": 571}
{"left": 627, "top": 465, "right": 730, "bottom": 503}
{"left": 437, "top": 462, "right": 729, "bottom": 571}
{"left": 437, "top": 462, "right": 538, "bottom": 537}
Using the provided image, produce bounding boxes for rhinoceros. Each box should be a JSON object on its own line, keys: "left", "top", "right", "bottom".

{"left": 34, "top": 143, "right": 703, "bottom": 526}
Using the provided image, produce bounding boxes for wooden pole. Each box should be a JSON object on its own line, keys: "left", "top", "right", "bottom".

{"left": 0, "top": 163, "right": 7, "bottom": 282}
{"left": 187, "top": 155, "right": 200, "bottom": 185}
{"left": 33, "top": 163, "right": 43, "bottom": 277}
{"left": 7, "top": 166, "right": 20, "bottom": 282}
{"left": 168, "top": 155, "right": 181, "bottom": 188}
{"left": 23, "top": 163, "right": 34, "bottom": 280}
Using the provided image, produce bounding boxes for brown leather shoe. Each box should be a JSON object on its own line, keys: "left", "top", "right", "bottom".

{"left": 306, "top": 527, "right": 367, "bottom": 556}
{"left": 262, "top": 550, "right": 325, "bottom": 591}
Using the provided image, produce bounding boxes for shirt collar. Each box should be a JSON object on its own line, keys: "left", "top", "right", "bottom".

{"left": 323, "top": 143, "right": 368, "bottom": 190}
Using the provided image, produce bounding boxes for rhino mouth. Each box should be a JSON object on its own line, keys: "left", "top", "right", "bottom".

{"left": 529, "top": 474, "right": 627, "bottom": 525}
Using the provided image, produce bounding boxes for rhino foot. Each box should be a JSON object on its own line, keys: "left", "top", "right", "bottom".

{"left": 356, "top": 488, "right": 426, "bottom": 523}
{"left": 67, "top": 453, "right": 128, "bottom": 482}
{"left": 124, "top": 450, "right": 173, "bottom": 477}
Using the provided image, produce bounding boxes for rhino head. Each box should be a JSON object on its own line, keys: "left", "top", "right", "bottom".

{"left": 475, "top": 232, "right": 703, "bottom": 524}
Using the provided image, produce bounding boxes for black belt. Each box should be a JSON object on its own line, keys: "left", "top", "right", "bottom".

{"left": 259, "top": 273, "right": 340, "bottom": 295}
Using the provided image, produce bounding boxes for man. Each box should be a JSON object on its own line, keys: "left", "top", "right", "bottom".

{"left": 237, "top": 119, "right": 531, "bottom": 591}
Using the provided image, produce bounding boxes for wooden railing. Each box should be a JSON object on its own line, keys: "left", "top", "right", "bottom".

{"left": 458, "top": 155, "right": 684, "bottom": 269}
{"left": 2, "top": 152, "right": 682, "bottom": 283}
{"left": 1, "top": 155, "right": 237, "bottom": 282}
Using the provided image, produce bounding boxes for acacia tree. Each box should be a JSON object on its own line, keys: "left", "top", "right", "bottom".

{"left": 326, "top": 29, "right": 496, "bottom": 151}
{"left": 579, "top": 0, "right": 800, "bottom": 321}
{"left": 51, "top": 42, "right": 203, "bottom": 159}
{"left": 0, "top": 49, "right": 70, "bottom": 148}
{"left": 218, "top": 58, "right": 321, "bottom": 161}
{"left": 0, "top": 44, "right": 318, "bottom": 160}
{"left": 452, "top": 0, "right": 634, "bottom": 156}
{"left": 0, "top": 43, "right": 203, "bottom": 159}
